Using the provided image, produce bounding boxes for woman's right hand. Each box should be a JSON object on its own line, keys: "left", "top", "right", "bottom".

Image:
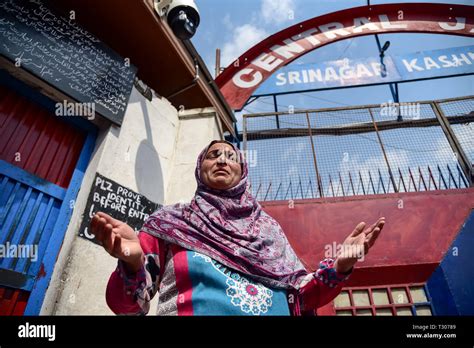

{"left": 90, "top": 212, "right": 144, "bottom": 273}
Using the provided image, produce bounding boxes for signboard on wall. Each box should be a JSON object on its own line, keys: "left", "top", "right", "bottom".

{"left": 79, "top": 174, "right": 161, "bottom": 243}
{"left": 0, "top": 0, "right": 137, "bottom": 125}
{"left": 255, "top": 45, "right": 474, "bottom": 96}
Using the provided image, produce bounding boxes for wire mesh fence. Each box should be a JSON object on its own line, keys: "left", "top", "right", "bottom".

{"left": 438, "top": 96, "right": 474, "bottom": 165}
{"left": 243, "top": 96, "right": 473, "bottom": 201}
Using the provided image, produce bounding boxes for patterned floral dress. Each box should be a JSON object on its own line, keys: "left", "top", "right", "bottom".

{"left": 106, "top": 232, "right": 352, "bottom": 316}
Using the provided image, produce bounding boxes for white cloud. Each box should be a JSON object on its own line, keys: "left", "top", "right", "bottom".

{"left": 221, "top": 24, "right": 268, "bottom": 67}
{"left": 261, "top": 0, "right": 295, "bottom": 25}
{"left": 337, "top": 149, "right": 410, "bottom": 193}
{"left": 219, "top": 0, "right": 298, "bottom": 68}
{"left": 348, "top": 151, "right": 405, "bottom": 175}
{"left": 432, "top": 136, "right": 457, "bottom": 164}
{"left": 222, "top": 13, "right": 233, "bottom": 31}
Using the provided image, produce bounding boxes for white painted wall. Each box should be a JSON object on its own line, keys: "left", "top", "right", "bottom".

{"left": 166, "top": 107, "right": 223, "bottom": 205}
{"left": 41, "top": 87, "right": 224, "bottom": 315}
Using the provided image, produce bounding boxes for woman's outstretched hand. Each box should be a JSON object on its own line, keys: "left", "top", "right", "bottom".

{"left": 334, "top": 217, "right": 386, "bottom": 274}
{"left": 90, "top": 212, "right": 145, "bottom": 273}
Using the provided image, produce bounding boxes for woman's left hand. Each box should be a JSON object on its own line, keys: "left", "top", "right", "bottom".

{"left": 334, "top": 217, "right": 386, "bottom": 274}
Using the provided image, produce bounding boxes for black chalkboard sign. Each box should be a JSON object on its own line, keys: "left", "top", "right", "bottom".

{"left": 0, "top": 0, "right": 137, "bottom": 125}
{"left": 79, "top": 173, "right": 161, "bottom": 243}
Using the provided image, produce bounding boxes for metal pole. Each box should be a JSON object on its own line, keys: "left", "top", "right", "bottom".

{"left": 273, "top": 95, "right": 281, "bottom": 129}
{"left": 215, "top": 48, "right": 221, "bottom": 78}
{"left": 374, "top": 34, "right": 400, "bottom": 120}
{"left": 234, "top": 123, "right": 241, "bottom": 149}
{"left": 305, "top": 112, "right": 324, "bottom": 198}
{"left": 368, "top": 108, "right": 399, "bottom": 192}
{"left": 243, "top": 114, "right": 248, "bottom": 153}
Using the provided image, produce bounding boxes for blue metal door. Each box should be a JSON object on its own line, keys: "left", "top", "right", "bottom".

{"left": 0, "top": 160, "right": 65, "bottom": 291}
{"left": 0, "top": 78, "right": 97, "bottom": 315}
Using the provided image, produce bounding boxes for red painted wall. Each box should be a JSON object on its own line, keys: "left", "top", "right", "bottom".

{"left": 0, "top": 84, "right": 86, "bottom": 188}
{"left": 262, "top": 188, "right": 474, "bottom": 286}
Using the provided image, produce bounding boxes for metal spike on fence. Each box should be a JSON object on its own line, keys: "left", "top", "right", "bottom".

{"left": 348, "top": 172, "right": 356, "bottom": 196}
{"left": 274, "top": 182, "right": 282, "bottom": 201}
{"left": 284, "top": 181, "right": 293, "bottom": 200}
{"left": 368, "top": 171, "right": 376, "bottom": 195}
{"left": 418, "top": 166, "right": 428, "bottom": 191}
{"left": 408, "top": 167, "right": 417, "bottom": 192}
{"left": 328, "top": 174, "right": 335, "bottom": 197}
{"left": 437, "top": 164, "right": 448, "bottom": 189}
{"left": 264, "top": 181, "right": 272, "bottom": 201}
{"left": 457, "top": 164, "right": 469, "bottom": 188}
{"left": 377, "top": 169, "right": 386, "bottom": 194}
{"left": 358, "top": 171, "right": 366, "bottom": 195}
{"left": 398, "top": 168, "right": 407, "bottom": 192}
{"left": 308, "top": 179, "right": 315, "bottom": 199}
{"left": 338, "top": 172, "right": 345, "bottom": 197}
{"left": 427, "top": 165, "right": 438, "bottom": 190}
{"left": 255, "top": 182, "right": 262, "bottom": 200}
{"left": 446, "top": 164, "right": 458, "bottom": 189}
{"left": 298, "top": 176, "right": 304, "bottom": 200}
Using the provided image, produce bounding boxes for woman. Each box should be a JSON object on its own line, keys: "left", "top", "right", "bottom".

{"left": 91, "top": 140, "right": 385, "bottom": 316}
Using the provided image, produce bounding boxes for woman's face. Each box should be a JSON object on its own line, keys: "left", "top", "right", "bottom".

{"left": 200, "top": 142, "right": 242, "bottom": 190}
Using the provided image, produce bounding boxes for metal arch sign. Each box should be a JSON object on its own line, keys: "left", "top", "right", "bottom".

{"left": 255, "top": 45, "right": 474, "bottom": 96}
{"left": 215, "top": 3, "right": 474, "bottom": 111}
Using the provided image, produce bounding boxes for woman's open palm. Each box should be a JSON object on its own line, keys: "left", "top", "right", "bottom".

{"left": 90, "top": 212, "right": 144, "bottom": 271}
{"left": 335, "top": 217, "right": 385, "bottom": 273}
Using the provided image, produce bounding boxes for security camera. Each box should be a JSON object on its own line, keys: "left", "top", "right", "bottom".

{"left": 154, "top": 0, "right": 200, "bottom": 40}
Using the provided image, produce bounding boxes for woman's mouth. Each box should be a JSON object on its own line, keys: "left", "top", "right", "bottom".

{"left": 214, "top": 170, "right": 229, "bottom": 175}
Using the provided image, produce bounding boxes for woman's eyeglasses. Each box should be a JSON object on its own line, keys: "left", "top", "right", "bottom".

{"left": 206, "top": 149, "right": 238, "bottom": 163}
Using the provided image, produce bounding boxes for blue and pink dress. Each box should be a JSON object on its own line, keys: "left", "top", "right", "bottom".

{"left": 106, "top": 232, "right": 351, "bottom": 316}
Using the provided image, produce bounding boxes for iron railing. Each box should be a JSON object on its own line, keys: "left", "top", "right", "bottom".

{"left": 242, "top": 96, "right": 473, "bottom": 201}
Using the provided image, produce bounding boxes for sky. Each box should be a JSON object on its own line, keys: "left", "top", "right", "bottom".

{"left": 191, "top": 0, "right": 473, "bottom": 113}
{"left": 190, "top": 0, "right": 473, "bottom": 200}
